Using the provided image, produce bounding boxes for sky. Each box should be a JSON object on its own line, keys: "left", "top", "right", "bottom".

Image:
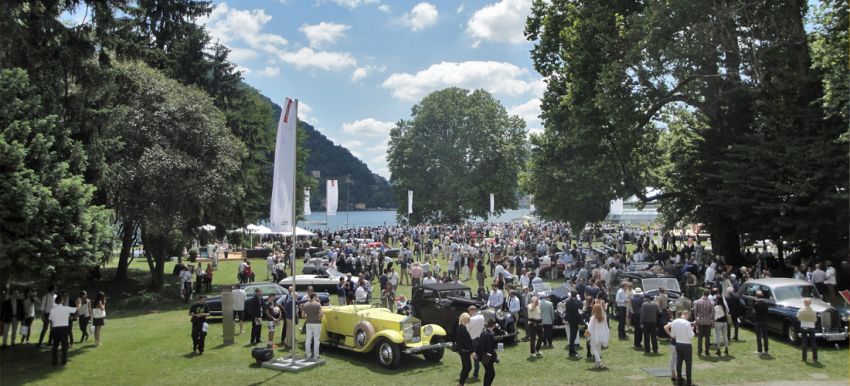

{"left": 195, "top": 0, "right": 545, "bottom": 179}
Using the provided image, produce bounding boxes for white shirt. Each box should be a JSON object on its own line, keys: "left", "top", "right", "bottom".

{"left": 238, "top": 261, "right": 248, "bottom": 273}
{"left": 355, "top": 286, "right": 368, "bottom": 302}
{"left": 48, "top": 305, "right": 78, "bottom": 327}
{"left": 468, "top": 314, "right": 485, "bottom": 339}
{"left": 423, "top": 276, "right": 437, "bottom": 284}
{"left": 488, "top": 290, "right": 504, "bottom": 309}
{"left": 615, "top": 289, "right": 627, "bottom": 307}
{"left": 824, "top": 267, "right": 836, "bottom": 285}
{"left": 267, "top": 255, "right": 276, "bottom": 269}
{"left": 232, "top": 289, "right": 247, "bottom": 311}
{"left": 520, "top": 274, "right": 530, "bottom": 289}
{"left": 388, "top": 272, "right": 399, "bottom": 285}
{"left": 668, "top": 318, "right": 695, "bottom": 343}
{"left": 508, "top": 296, "right": 521, "bottom": 313}
{"left": 41, "top": 293, "right": 56, "bottom": 314}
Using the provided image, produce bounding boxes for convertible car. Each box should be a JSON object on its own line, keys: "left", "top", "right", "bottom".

{"left": 736, "top": 278, "right": 849, "bottom": 343}
{"left": 278, "top": 268, "right": 345, "bottom": 293}
{"left": 319, "top": 304, "right": 450, "bottom": 369}
{"left": 616, "top": 271, "right": 682, "bottom": 310}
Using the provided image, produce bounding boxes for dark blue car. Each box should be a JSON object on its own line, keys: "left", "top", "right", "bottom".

{"left": 206, "top": 282, "right": 330, "bottom": 317}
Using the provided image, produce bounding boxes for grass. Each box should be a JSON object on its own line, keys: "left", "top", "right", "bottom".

{"left": 1, "top": 252, "right": 847, "bottom": 386}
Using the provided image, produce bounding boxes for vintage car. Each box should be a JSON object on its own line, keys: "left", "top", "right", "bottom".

{"left": 616, "top": 271, "right": 682, "bottom": 309}
{"left": 736, "top": 278, "right": 849, "bottom": 343}
{"left": 278, "top": 268, "right": 345, "bottom": 293}
{"left": 206, "top": 282, "right": 329, "bottom": 317}
{"left": 319, "top": 304, "right": 450, "bottom": 369}
{"left": 404, "top": 282, "right": 518, "bottom": 344}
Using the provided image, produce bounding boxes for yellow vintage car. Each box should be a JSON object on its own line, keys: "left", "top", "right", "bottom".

{"left": 319, "top": 304, "right": 450, "bottom": 369}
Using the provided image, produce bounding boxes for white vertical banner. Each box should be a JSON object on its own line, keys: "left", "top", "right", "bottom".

{"left": 269, "top": 98, "right": 297, "bottom": 232}
{"left": 489, "top": 193, "right": 494, "bottom": 214}
{"left": 303, "top": 188, "right": 311, "bottom": 216}
{"left": 407, "top": 190, "right": 413, "bottom": 214}
{"left": 327, "top": 180, "right": 339, "bottom": 216}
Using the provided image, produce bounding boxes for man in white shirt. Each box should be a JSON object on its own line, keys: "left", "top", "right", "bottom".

{"left": 507, "top": 291, "right": 521, "bottom": 322}
{"left": 37, "top": 285, "right": 57, "bottom": 347}
{"left": 180, "top": 267, "right": 194, "bottom": 303}
{"left": 231, "top": 285, "right": 247, "bottom": 335}
{"left": 48, "top": 295, "right": 79, "bottom": 366}
{"left": 487, "top": 285, "right": 504, "bottom": 310}
{"left": 811, "top": 264, "right": 826, "bottom": 298}
{"left": 615, "top": 282, "right": 628, "bottom": 339}
{"left": 519, "top": 269, "right": 530, "bottom": 289}
{"left": 354, "top": 284, "right": 368, "bottom": 303}
{"left": 266, "top": 255, "right": 276, "bottom": 280}
{"left": 665, "top": 310, "right": 696, "bottom": 386}
{"left": 824, "top": 262, "right": 836, "bottom": 303}
{"left": 467, "top": 305, "right": 486, "bottom": 379}
{"left": 423, "top": 272, "right": 438, "bottom": 284}
{"left": 388, "top": 268, "right": 399, "bottom": 291}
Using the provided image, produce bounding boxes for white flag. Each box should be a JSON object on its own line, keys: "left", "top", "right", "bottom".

{"left": 407, "top": 190, "right": 413, "bottom": 214}
{"left": 489, "top": 193, "right": 494, "bottom": 214}
{"left": 269, "top": 98, "right": 297, "bottom": 232}
{"left": 327, "top": 180, "right": 339, "bottom": 216}
{"left": 303, "top": 188, "right": 311, "bottom": 216}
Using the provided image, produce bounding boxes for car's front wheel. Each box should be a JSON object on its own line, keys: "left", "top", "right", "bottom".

{"left": 375, "top": 338, "right": 401, "bottom": 369}
{"left": 785, "top": 321, "right": 800, "bottom": 345}
{"left": 422, "top": 336, "right": 445, "bottom": 362}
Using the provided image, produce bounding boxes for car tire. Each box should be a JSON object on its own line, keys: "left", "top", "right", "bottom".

{"left": 353, "top": 321, "right": 376, "bottom": 348}
{"left": 784, "top": 321, "right": 799, "bottom": 345}
{"left": 375, "top": 338, "right": 401, "bottom": 369}
{"left": 422, "top": 336, "right": 445, "bottom": 362}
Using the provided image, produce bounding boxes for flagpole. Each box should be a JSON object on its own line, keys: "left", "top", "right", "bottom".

{"left": 290, "top": 99, "right": 299, "bottom": 360}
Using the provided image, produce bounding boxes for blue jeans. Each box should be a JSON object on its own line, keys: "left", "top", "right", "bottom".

{"left": 754, "top": 322, "right": 769, "bottom": 353}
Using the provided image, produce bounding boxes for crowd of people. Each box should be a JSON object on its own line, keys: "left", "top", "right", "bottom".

{"left": 0, "top": 285, "right": 107, "bottom": 366}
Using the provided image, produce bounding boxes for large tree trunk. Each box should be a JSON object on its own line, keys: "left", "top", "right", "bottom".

{"left": 114, "top": 220, "right": 136, "bottom": 281}
{"left": 709, "top": 220, "right": 742, "bottom": 266}
{"left": 141, "top": 228, "right": 167, "bottom": 293}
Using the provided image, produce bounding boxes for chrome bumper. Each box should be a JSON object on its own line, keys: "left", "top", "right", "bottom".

{"left": 816, "top": 330, "right": 848, "bottom": 341}
{"left": 403, "top": 342, "right": 453, "bottom": 354}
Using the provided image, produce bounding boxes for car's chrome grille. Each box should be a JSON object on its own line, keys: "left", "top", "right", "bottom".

{"left": 412, "top": 323, "right": 421, "bottom": 340}
{"left": 821, "top": 309, "right": 838, "bottom": 330}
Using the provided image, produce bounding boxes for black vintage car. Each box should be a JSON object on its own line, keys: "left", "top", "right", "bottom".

{"left": 404, "top": 282, "right": 518, "bottom": 344}
{"left": 615, "top": 271, "right": 682, "bottom": 309}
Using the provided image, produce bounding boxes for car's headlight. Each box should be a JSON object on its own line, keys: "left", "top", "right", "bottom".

{"left": 423, "top": 325, "right": 433, "bottom": 336}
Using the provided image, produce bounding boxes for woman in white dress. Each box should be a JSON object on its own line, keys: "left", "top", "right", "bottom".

{"left": 586, "top": 303, "right": 610, "bottom": 368}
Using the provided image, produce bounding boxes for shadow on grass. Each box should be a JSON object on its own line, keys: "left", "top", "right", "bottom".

{"left": 758, "top": 353, "right": 775, "bottom": 360}
{"left": 317, "top": 345, "right": 446, "bottom": 375}
{"left": 0, "top": 342, "right": 88, "bottom": 386}
{"left": 244, "top": 370, "right": 285, "bottom": 386}
{"left": 804, "top": 360, "right": 825, "bottom": 368}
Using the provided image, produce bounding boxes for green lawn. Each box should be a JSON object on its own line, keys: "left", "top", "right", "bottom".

{"left": 1, "top": 254, "right": 847, "bottom": 386}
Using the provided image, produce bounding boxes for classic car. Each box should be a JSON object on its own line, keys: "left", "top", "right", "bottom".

{"left": 405, "top": 282, "right": 518, "bottom": 344}
{"left": 278, "top": 268, "right": 345, "bottom": 292}
{"left": 616, "top": 271, "right": 682, "bottom": 309}
{"left": 206, "top": 282, "right": 330, "bottom": 317}
{"left": 319, "top": 304, "right": 450, "bottom": 369}
{"left": 736, "top": 278, "right": 849, "bottom": 343}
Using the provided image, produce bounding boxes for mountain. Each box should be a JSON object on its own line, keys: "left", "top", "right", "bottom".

{"left": 266, "top": 97, "right": 396, "bottom": 210}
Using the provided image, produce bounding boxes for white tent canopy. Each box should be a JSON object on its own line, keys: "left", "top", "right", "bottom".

{"left": 280, "top": 226, "right": 316, "bottom": 237}
{"left": 228, "top": 224, "right": 273, "bottom": 234}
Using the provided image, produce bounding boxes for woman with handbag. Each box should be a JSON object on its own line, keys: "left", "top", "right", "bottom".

{"left": 587, "top": 303, "right": 609, "bottom": 368}
{"left": 92, "top": 292, "right": 106, "bottom": 347}
{"left": 455, "top": 313, "right": 474, "bottom": 386}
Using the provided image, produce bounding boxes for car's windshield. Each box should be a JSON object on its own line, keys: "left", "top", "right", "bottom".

{"left": 533, "top": 282, "right": 552, "bottom": 292}
{"left": 245, "top": 285, "right": 281, "bottom": 297}
{"left": 641, "top": 278, "right": 681, "bottom": 293}
{"left": 773, "top": 285, "right": 818, "bottom": 301}
{"left": 440, "top": 289, "right": 473, "bottom": 299}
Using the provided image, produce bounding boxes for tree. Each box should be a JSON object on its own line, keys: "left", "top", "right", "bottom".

{"left": 103, "top": 61, "right": 244, "bottom": 291}
{"left": 387, "top": 88, "right": 527, "bottom": 224}
{"left": 0, "top": 68, "right": 114, "bottom": 290}
{"left": 526, "top": 0, "right": 848, "bottom": 262}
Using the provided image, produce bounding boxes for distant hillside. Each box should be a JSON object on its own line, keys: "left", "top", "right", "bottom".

{"left": 266, "top": 98, "right": 396, "bottom": 210}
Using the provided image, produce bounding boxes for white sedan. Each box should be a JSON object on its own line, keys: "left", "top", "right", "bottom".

{"left": 278, "top": 268, "right": 345, "bottom": 293}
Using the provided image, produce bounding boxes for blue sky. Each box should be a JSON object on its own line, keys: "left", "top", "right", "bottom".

{"left": 195, "top": 0, "right": 544, "bottom": 179}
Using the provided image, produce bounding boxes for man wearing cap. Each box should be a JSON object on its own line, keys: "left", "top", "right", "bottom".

{"left": 631, "top": 287, "right": 645, "bottom": 349}
{"left": 692, "top": 290, "right": 714, "bottom": 356}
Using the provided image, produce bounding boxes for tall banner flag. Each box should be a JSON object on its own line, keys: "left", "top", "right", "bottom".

{"left": 407, "top": 190, "right": 413, "bottom": 214}
{"left": 327, "top": 180, "right": 339, "bottom": 215}
{"left": 489, "top": 193, "right": 494, "bottom": 214}
{"left": 303, "top": 188, "right": 311, "bottom": 216}
{"left": 269, "top": 98, "right": 297, "bottom": 232}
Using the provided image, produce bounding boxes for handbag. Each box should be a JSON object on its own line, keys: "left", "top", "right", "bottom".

{"left": 20, "top": 326, "right": 29, "bottom": 336}
{"left": 93, "top": 308, "right": 106, "bottom": 319}
{"left": 480, "top": 352, "right": 494, "bottom": 365}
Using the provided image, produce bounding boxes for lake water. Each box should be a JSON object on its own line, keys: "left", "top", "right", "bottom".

{"left": 301, "top": 209, "right": 534, "bottom": 230}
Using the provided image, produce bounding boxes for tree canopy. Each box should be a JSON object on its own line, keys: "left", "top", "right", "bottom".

{"left": 387, "top": 88, "right": 527, "bottom": 224}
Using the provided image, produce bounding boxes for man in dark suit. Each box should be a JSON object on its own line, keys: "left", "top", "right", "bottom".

{"left": 475, "top": 319, "right": 499, "bottom": 386}
{"left": 640, "top": 294, "right": 660, "bottom": 353}
{"left": 246, "top": 288, "right": 264, "bottom": 345}
{"left": 631, "top": 289, "right": 644, "bottom": 349}
{"left": 724, "top": 287, "right": 743, "bottom": 341}
{"left": 563, "top": 290, "right": 583, "bottom": 357}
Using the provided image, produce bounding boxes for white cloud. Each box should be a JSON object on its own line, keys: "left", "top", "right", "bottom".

{"left": 508, "top": 98, "right": 541, "bottom": 131}
{"left": 456, "top": 4, "right": 465, "bottom": 14}
{"left": 278, "top": 47, "right": 357, "bottom": 71}
{"left": 382, "top": 61, "right": 542, "bottom": 101}
{"left": 466, "top": 0, "right": 532, "bottom": 45}
{"left": 342, "top": 118, "right": 395, "bottom": 136}
{"left": 258, "top": 66, "right": 280, "bottom": 76}
{"left": 378, "top": 4, "right": 391, "bottom": 13}
{"left": 300, "top": 22, "right": 350, "bottom": 48}
{"left": 199, "top": 3, "right": 288, "bottom": 56}
{"left": 328, "top": 0, "right": 379, "bottom": 9}
{"left": 299, "top": 101, "right": 318, "bottom": 125}
{"left": 370, "top": 153, "right": 387, "bottom": 164}
{"left": 351, "top": 67, "right": 369, "bottom": 82}
{"left": 401, "top": 3, "right": 439, "bottom": 31}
